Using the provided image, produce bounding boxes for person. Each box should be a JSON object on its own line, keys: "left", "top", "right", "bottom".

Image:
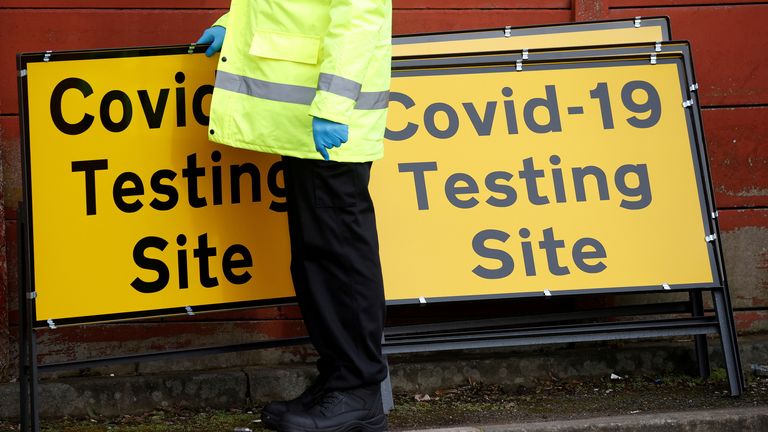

{"left": 196, "top": 1, "right": 392, "bottom": 432}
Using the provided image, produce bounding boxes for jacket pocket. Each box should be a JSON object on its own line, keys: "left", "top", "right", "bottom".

{"left": 249, "top": 29, "right": 321, "bottom": 65}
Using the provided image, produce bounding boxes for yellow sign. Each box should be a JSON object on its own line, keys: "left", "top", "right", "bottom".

{"left": 20, "top": 45, "right": 716, "bottom": 325}
{"left": 374, "top": 58, "right": 715, "bottom": 301}
{"left": 25, "top": 52, "right": 292, "bottom": 323}
{"left": 393, "top": 17, "right": 670, "bottom": 57}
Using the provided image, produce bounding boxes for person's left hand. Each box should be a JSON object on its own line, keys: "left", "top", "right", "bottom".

{"left": 312, "top": 117, "right": 349, "bottom": 161}
{"left": 196, "top": 26, "right": 226, "bottom": 57}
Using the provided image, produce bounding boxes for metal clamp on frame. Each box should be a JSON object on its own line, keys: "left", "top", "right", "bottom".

{"left": 26, "top": 291, "right": 37, "bottom": 300}
{"left": 185, "top": 306, "right": 195, "bottom": 316}
{"left": 47, "top": 319, "right": 56, "bottom": 330}
{"left": 516, "top": 59, "right": 523, "bottom": 71}
{"left": 43, "top": 50, "right": 52, "bottom": 62}
{"left": 682, "top": 99, "right": 694, "bottom": 108}
{"left": 650, "top": 53, "right": 657, "bottom": 65}
{"left": 705, "top": 234, "right": 717, "bottom": 243}
{"left": 663, "top": 282, "right": 672, "bottom": 291}
{"left": 522, "top": 49, "right": 529, "bottom": 60}
{"left": 690, "top": 83, "right": 699, "bottom": 92}
{"left": 504, "top": 26, "right": 512, "bottom": 38}
{"left": 634, "top": 16, "right": 642, "bottom": 28}
{"left": 188, "top": 43, "right": 196, "bottom": 54}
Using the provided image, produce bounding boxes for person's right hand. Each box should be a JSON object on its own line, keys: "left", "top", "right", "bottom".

{"left": 196, "top": 26, "right": 226, "bottom": 57}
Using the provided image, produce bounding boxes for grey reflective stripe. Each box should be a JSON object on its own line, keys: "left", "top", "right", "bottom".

{"left": 317, "top": 73, "right": 362, "bottom": 100}
{"left": 216, "top": 70, "right": 388, "bottom": 110}
{"left": 356, "top": 91, "right": 390, "bottom": 110}
{"left": 215, "top": 70, "right": 315, "bottom": 105}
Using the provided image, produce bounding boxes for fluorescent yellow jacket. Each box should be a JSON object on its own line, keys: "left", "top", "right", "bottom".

{"left": 207, "top": 0, "right": 392, "bottom": 162}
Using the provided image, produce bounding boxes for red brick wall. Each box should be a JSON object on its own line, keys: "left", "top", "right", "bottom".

{"left": 0, "top": 0, "right": 766, "bottom": 378}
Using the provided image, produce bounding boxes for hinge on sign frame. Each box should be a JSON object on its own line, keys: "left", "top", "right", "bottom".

{"left": 504, "top": 26, "right": 512, "bottom": 37}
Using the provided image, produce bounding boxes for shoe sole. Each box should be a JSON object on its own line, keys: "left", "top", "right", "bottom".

{"left": 281, "top": 414, "right": 387, "bottom": 432}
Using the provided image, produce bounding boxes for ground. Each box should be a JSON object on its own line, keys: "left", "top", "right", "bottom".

{"left": 2, "top": 370, "right": 767, "bottom": 431}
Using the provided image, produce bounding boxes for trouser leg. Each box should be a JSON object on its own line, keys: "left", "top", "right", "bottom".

{"left": 283, "top": 156, "right": 387, "bottom": 391}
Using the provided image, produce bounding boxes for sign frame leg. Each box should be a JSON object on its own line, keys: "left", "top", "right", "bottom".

{"left": 690, "top": 290, "right": 710, "bottom": 380}
{"left": 712, "top": 288, "right": 744, "bottom": 396}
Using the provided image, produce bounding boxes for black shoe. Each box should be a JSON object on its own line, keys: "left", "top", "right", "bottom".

{"left": 279, "top": 384, "right": 386, "bottom": 432}
{"left": 261, "top": 378, "right": 327, "bottom": 430}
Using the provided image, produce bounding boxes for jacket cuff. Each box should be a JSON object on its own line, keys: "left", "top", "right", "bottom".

{"left": 309, "top": 90, "right": 356, "bottom": 125}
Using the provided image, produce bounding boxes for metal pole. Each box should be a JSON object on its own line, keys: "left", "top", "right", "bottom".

{"left": 18, "top": 213, "right": 30, "bottom": 432}
{"left": 690, "top": 290, "right": 710, "bottom": 379}
{"left": 712, "top": 289, "right": 744, "bottom": 396}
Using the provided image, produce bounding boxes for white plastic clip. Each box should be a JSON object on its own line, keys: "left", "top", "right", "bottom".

{"left": 682, "top": 100, "right": 694, "bottom": 108}
{"left": 543, "top": 289, "right": 552, "bottom": 297}
{"left": 504, "top": 26, "right": 512, "bottom": 38}
{"left": 19, "top": 69, "right": 27, "bottom": 78}
{"left": 690, "top": 83, "right": 699, "bottom": 92}
{"left": 650, "top": 53, "right": 657, "bottom": 65}
{"left": 705, "top": 234, "right": 717, "bottom": 242}
{"left": 26, "top": 291, "right": 37, "bottom": 300}
{"left": 712, "top": 211, "right": 719, "bottom": 219}
{"left": 418, "top": 296, "right": 427, "bottom": 304}
{"left": 43, "top": 50, "right": 52, "bottom": 62}
{"left": 655, "top": 41, "right": 662, "bottom": 52}
{"left": 185, "top": 306, "right": 195, "bottom": 316}
{"left": 522, "top": 49, "right": 529, "bottom": 60}
{"left": 634, "top": 17, "right": 642, "bottom": 28}
{"left": 188, "top": 44, "right": 196, "bottom": 54}
{"left": 516, "top": 59, "right": 523, "bottom": 71}
{"left": 663, "top": 283, "right": 672, "bottom": 291}
{"left": 47, "top": 319, "right": 56, "bottom": 329}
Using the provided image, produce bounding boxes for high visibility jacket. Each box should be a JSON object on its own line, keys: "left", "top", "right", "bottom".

{"left": 207, "top": 0, "right": 392, "bottom": 162}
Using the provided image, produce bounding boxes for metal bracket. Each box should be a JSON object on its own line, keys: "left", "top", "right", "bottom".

{"left": 418, "top": 296, "right": 427, "bottom": 304}
{"left": 26, "top": 291, "right": 37, "bottom": 300}
{"left": 543, "top": 289, "right": 552, "bottom": 297}
{"left": 19, "top": 69, "right": 27, "bottom": 78}
{"left": 690, "top": 83, "right": 699, "bottom": 92}
{"left": 655, "top": 41, "right": 662, "bottom": 52}
{"left": 516, "top": 59, "right": 523, "bottom": 71}
{"left": 650, "top": 54, "right": 657, "bottom": 65}
{"left": 504, "top": 26, "right": 512, "bottom": 38}
{"left": 682, "top": 99, "right": 694, "bottom": 108}
{"left": 522, "top": 49, "right": 529, "bottom": 60}
{"left": 47, "top": 319, "right": 56, "bottom": 330}
{"left": 663, "top": 283, "right": 672, "bottom": 291}
{"left": 634, "top": 17, "right": 642, "bottom": 28}
{"left": 185, "top": 306, "right": 195, "bottom": 316}
{"left": 188, "top": 43, "right": 196, "bottom": 54}
{"left": 43, "top": 50, "right": 52, "bottom": 62}
{"left": 706, "top": 234, "right": 718, "bottom": 243}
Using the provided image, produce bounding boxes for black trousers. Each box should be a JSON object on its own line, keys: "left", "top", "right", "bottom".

{"left": 282, "top": 156, "right": 387, "bottom": 391}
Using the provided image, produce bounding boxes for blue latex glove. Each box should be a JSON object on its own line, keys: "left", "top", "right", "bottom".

{"left": 196, "top": 26, "right": 226, "bottom": 57}
{"left": 312, "top": 117, "right": 349, "bottom": 161}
